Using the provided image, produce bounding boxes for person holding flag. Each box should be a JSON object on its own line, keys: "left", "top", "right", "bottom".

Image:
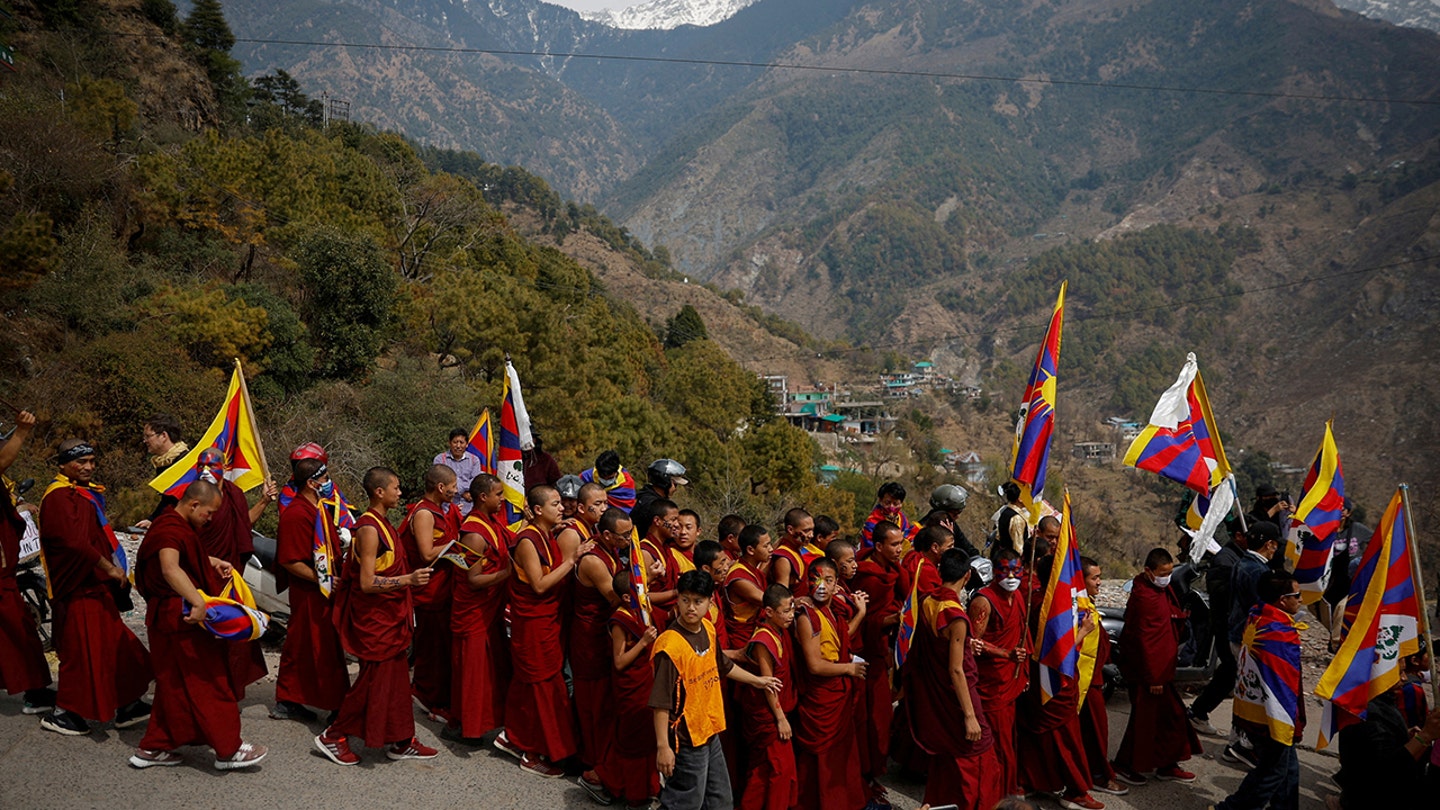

{"left": 572, "top": 507, "right": 633, "bottom": 798}
{"left": 131, "top": 480, "right": 267, "bottom": 770}
{"left": 38, "top": 440, "right": 153, "bottom": 737}
{"left": 1009, "top": 282, "right": 1065, "bottom": 522}
{"left": 272, "top": 457, "right": 349, "bottom": 723}
{"left": 1215, "top": 570, "right": 1305, "bottom": 810}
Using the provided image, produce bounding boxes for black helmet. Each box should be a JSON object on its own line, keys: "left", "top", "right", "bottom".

{"left": 929, "top": 484, "right": 969, "bottom": 513}
{"left": 556, "top": 474, "right": 583, "bottom": 500}
{"left": 647, "top": 458, "right": 689, "bottom": 489}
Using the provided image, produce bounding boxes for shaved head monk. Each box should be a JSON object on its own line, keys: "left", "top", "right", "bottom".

{"left": 398, "top": 464, "right": 462, "bottom": 719}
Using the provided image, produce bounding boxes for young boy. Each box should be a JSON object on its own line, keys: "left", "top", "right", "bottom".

{"left": 641, "top": 498, "right": 681, "bottom": 628}
{"left": 651, "top": 570, "right": 783, "bottom": 810}
{"left": 768, "top": 508, "right": 818, "bottom": 597}
{"left": 792, "top": 557, "right": 868, "bottom": 810}
{"left": 861, "top": 481, "right": 918, "bottom": 549}
{"left": 717, "top": 514, "right": 746, "bottom": 562}
{"left": 603, "top": 571, "right": 661, "bottom": 809}
{"left": 813, "top": 515, "right": 840, "bottom": 551}
{"left": 398, "top": 464, "right": 462, "bottom": 720}
{"left": 672, "top": 509, "right": 702, "bottom": 565}
{"left": 724, "top": 525, "right": 772, "bottom": 650}
{"left": 317, "top": 467, "right": 436, "bottom": 765}
{"left": 1077, "top": 557, "right": 1127, "bottom": 796}
{"left": 448, "top": 474, "right": 513, "bottom": 741}
{"left": 739, "top": 584, "right": 799, "bottom": 810}
{"left": 694, "top": 540, "right": 734, "bottom": 651}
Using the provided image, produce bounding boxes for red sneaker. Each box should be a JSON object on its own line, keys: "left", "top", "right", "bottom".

{"left": 387, "top": 737, "right": 439, "bottom": 761}
{"left": 1060, "top": 793, "right": 1105, "bottom": 810}
{"left": 519, "top": 753, "right": 563, "bottom": 778}
{"left": 313, "top": 731, "right": 360, "bottom": 766}
{"left": 1155, "top": 765, "right": 1197, "bottom": 783}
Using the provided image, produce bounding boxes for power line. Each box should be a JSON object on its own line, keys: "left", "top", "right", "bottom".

{"left": 177, "top": 33, "right": 1440, "bottom": 108}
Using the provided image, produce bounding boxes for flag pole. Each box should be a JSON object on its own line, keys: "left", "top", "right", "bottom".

{"left": 1399, "top": 484, "right": 1438, "bottom": 705}
{"left": 1228, "top": 475, "right": 1248, "bottom": 533}
{"left": 234, "top": 358, "right": 272, "bottom": 483}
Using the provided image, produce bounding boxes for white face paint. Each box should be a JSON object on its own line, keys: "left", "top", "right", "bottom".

{"left": 998, "top": 577, "right": 1022, "bottom": 592}
{"left": 810, "top": 582, "right": 828, "bottom": 601}
{"left": 198, "top": 469, "right": 219, "bottom": 484}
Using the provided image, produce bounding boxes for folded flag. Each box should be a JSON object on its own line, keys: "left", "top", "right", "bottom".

{"left": 497, "top": 359, "right": 533, "bottom": 529}
{"left": 42, "top": 474, "right": 127, "bottom": 591}
{"left": 1009, "top": 282, "right": 1065, "bottom": 520}
{"left": 629, "top": 527, "right": 653, "bottom": 626}
{"left": 1313, "top": 487, "right": 1422, "bottom": 749}
{"left": 1288, "top": 421, "right": 1346, "bottom": 603}
{"left": 1233, "top": 602, "right": 1303, "bottom": 745}
{"left": 312, "top": 502, "right": 340, "bottom": 598}
{"left": 189, "top": 569, "right": 270, "bottom": 641}
{"left": 150, "top": 360, "right": 268, "bottom": 499}
{"left": 1037, "top": 491, "right": 1084, "bottom": 703}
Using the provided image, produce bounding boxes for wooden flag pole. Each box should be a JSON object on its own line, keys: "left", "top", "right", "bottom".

{"left": 1399, "top": 484, "right": 1438, "bottom": 705}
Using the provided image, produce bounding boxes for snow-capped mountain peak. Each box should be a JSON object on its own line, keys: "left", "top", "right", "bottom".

{"left": 578, "top": 0, "right": 759, "bottom": 30}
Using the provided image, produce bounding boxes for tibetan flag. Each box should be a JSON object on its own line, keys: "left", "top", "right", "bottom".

{"left": 149, "top": 360, "right": 269, "bottom": 498}
{"left": 322, "top": 486, "right": 357, "bottom": 530}
{"left": 629, "top": 527, "right": 654, "bottom": 626}
{"left": 313, "top": 502, "right": 340, "bottom": 598}
{"left": 1122, "top": 353, "right": 1231, "bottom": 495}
{"left": 1288, "top": 421, "right": 1346, "bottom": 603}
{"left": 1179, "top": 478, "right": 1237, "bottom": 563}
{"left": 894, "top": 560, "right": 925, "bottom": 670}
{"left": 1313, "top": 488, "right": 1422, "bottom": 748}
{"left": 190, "top": 569, "right": 270, "bottom": 641}
{"left": 467, "top": 408, "right": 496, "bottom": 475}
{"left": 1037, "top": 491, "right": 1085, "bottom": 703}
{"left": 497, "top": 359, "right": 533, "bottom": 529}
{"left": 1233, "top": 602, "right": 1303, "bottom": 745}
{"left": 1009, "top": 282, "right": 1065, "bottom": 519}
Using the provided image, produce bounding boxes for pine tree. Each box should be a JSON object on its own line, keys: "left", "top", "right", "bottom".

{"left": 663, "top": 304, "right": 707, "bottom": 349}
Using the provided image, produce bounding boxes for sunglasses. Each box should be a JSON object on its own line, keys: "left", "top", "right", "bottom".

{"left": 1282, "top": 592, "right": 1302, "bottom": 600}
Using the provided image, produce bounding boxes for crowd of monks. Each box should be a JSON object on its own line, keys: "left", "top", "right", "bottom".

{"left": 0, "top": 413, "right": 1217, "bottom": 810}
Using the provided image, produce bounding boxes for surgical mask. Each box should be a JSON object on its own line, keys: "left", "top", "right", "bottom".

{"left": 1152, "top": 573, "right": 1172, "bottom": 587}
{"left": 599, "top": 476, "right": 617, "bottom": 487}
{"left": 998, "top": 577, "right": 1021, "bottom": 592}
{"left": 317, "top": 480, "right": 335, "bottom": 498}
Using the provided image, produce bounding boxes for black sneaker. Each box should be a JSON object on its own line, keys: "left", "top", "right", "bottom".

{"left": 270, "top": 701, "right": 318, "bottom": 722}
{"left": 1223, "top": 744, "right": 1258, "bottom": 770}
{"left": 41, "top": 709, "right": 90, "bottom": 736}
{"left": 114, "top": 700, "right": 152, "bottom": 729}
{"left": 22, "top": 688, "right": 56, "bottom": 715}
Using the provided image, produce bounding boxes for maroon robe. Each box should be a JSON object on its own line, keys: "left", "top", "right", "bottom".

{"left": 39, "top": 484, "right": 151, "bottom": 722}
{"left": 851, "top": 556, "right": 902, "bottom": 780}
{"left": 449, "top": 512, "right": 512, "bottom": 738}
{"left": 598, "top": 605, "right": 660, "bottom": 804}
{"left": 641, "top": 536, "right": 677, "bottom": 630}
{"left": 1113, "top": 573, "right": 1203, "bottom": 773}
{"left": 904, "top": 595, "right": 1001, "bottom": 810}
{"left": 739, "top": 624, "right": 798, "bottom": 810}
{"left": 504, "top": 524, "right": 577, "bottom": 762}
{"left": 793, "top": 601, "right": 865, "bottom": 810}
{"left": 571, "top": 543, "right": 621, "bottom": 767}
{"left": 274, "top": 496, "right": 349, "bottom": 711}
{"left": 1017, "top": 662, "right": 1092, "bottom": 796}
{"left": 398, "top": 497, "right": 460, "bottom": 714}
{"left": 135, "top": 510, "right": 241, "bottom": 757}
{"left": 723, "top": 560, "right": 767, "bottom": 649}
{"left": 1079, "top": 619, "right": 1117, "bottom": 783}
{"left": 0, "top": 490, "right": 50, "bottom": 694}
{"left": 198, "top": 479, "right": 267, "bottom": 695}
{"left": 331, "top": 510, "right": 415, "bottom": 747}
{"left": 971, "top": 584, "right": 1030, "bottom": 797}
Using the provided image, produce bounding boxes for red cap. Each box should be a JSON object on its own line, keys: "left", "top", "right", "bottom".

{"left": 290, "top": 442, "right": 328, "bottom": 463}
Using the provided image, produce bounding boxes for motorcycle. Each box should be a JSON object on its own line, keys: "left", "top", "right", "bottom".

{"left": 1098, "top": 559, "right": 1220, "bottom": 699}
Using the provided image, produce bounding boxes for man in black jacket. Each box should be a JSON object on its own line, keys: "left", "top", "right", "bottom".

{"left": 1188, "top": 517, "right": 1247, "bottom": 736}
{"left": 1334, "top": 691, "right": 1440, "bottom": 809}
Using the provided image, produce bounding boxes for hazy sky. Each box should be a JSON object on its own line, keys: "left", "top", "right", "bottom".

{"left": 547, "top": 0, "right": 621, "bottom": 12}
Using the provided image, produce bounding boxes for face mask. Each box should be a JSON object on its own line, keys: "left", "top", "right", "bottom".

{"left": 599, "top": 476, "right": 617, "bottom": 487}
{"left": 1152, "top": 573, "right": 1172, "bottom": 587}
{"left": 998, "top": 577, "right": 1021, "bottom": 592}
{"left": 317, "top": 480, "right": 335, "bottom": 498}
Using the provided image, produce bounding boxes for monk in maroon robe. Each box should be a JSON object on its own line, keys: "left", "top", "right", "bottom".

{"left": 315, "top": 467, "right": 436, "bottom": 765}
{"left": 273, "top": 459, "right": 349, "bottom": 721}
{"left": 0, "top": 412, "right": 53, "bottom": 712}
{"left": 724, "top": 526, "right": 772, "bottom": 649}
{"left": 1077, "top": 556, "right": 1127, "bottom": 796}
{"left": 739, "top": 584, "right": 799, "bottom": 810}
{"left": 39, "top": 440, "right": 152, "bottom": 735}
{"left": 639, "top": 499, "right": 680, "bottom": 629}
{"left": 969, "top": 548, "right": 1030, "bottom": 798}
{"left": 448, "top": 475, "right": 512, "bottom": 740}
{"left": 1017, "top": 634, "right": 1105, "bottom": 808}
{"left": 397, "top": 464, "right": 462, "bottom": 718}
{"left": 498, "top": 484, "right": 592, "bottom": 776}
{"left": 851, "top": 522, "right": 905, "bottom": 796}
{"left": 132, "top": 482, "right": 267, "bottom": 769}
{"left": 792, "top": 558, "right": 866, "bottom": 810}
{"left": 192, "top": 448, "right": 275, "bottom": 697}
{"left": 598, "top": 572, "right": 661, "bottom": 805}
{"left": 573, "top": 507, "right": 630, "bottom": 795}
{"left": 903, "top": 549, "right": 1001, "bottom": 810}
{"left": 901, "top": 524, "right": 954, "bottom": 600}
{"left": 1112, "top": 547, "right": 1203, "bottom": 784}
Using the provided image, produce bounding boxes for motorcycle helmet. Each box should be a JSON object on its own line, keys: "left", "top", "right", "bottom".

{"left": 647, "top": 458, "right": 689, "bottom": 489}
{"left": 556, "top": 474, "right": 584, "bottom": 501}
{"left": 929, "top": 484, "right": 969, "bottom": 513}
{"left": 290, "top": 442, "right": 328, "bottom": 464}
